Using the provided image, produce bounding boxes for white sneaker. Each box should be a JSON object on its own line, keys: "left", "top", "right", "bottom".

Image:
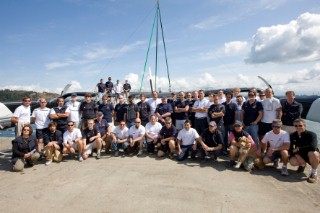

{"left": 79, "top": 155, "right": 83, "bottom": 162}
{"left": 281, "top": 167, "right": 289, "bottom": 176}
{"left": 137, "top": 150, "right": 143, "bottom": 156}
{"left": 234, "top": 162, "right": 242, "bottom": 169}
{"left": 45, "top": 160, "right": 52, "bottom": 166}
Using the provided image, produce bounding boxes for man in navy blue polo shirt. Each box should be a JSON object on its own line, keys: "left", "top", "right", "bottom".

{"left": 79, "top": 93, "right": 97, "bottom": 130}
{"left": 222, "top": 92, "right": 237, "bottom": 153}
{"left": 98, "top": 94, "right": 114, "bottom": 126}
{"left": 208, "top": 94, "right": 225, "bottom": 138}
{"left": 114, "top": 95, "right": 127, "bottom": 126}
{"left": 95, "top": 112, "right": 112, "bottom": 154}
{"left": 241, "top": 91, "right": 263, "bottom": 148}
{"left": 158, "top": 117, "right": 177, "bottom": 158}
{"left": 174, "top": 91, "right": 189, "bottom": 131}
{"left": 155, "top": 96, "right": 173, "bottom": 126}
{"left": 95, "top": 78, "right": 106, "bottom": 104}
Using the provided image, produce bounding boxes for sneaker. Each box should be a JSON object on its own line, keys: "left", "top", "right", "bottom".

{"left": 273, "top": 159, "right": 279, "bottom": 169}
{"left": 79, "top": 155, "right": 83, "bottom": 162}
{"left": 281, "top": 167, "right": 289, "bottom": 176}
{"left": 169, "top": 152, "right": 174, "bottom": 159}
{"left": 297, "top": 165, "right": 306, "bottom": 173}
{"left": 234, "top": 162, "right": 242, "bottom": 169}
{"left": 137, "top": 150, "right": 143, "bottom": 156}
{"left": 45, "top": 160, "right": 52, "bottom": 166}
{"left": 96, "top": 152, "right": 101, "bottom": 159}
{"left": 307, "top": 173, "right": 318, "bottom": 183}
{"left": 114, "top": 151, "right": 119, "bottom": 157}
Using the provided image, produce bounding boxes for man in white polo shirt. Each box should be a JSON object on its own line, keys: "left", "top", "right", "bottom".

{"left": 129, "top": 118, "right": 145, "bottom": 156}
{"left": 62, "top": 121, "right": 84, "bottom": 162}
{"left": 11, "top": 96, "right": 31, "bottom": 137}
{"left": 191, "top": 89, "right": 209, "bottom": 135}
{"left": 65, "top": 93, "right": 81, "bottom": 128}
{"left": 31, "top": 98, "right": 51, "bottom": 154}
{"left": 177, "top": 119, "right": 201, "bottom": 161}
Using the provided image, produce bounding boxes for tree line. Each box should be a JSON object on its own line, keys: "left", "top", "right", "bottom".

{"left": 0, "top": 89, "right": 59, "bottom": 102}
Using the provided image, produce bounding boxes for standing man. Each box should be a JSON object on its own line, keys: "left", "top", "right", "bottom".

{"left": 124, "top": 95, "right": 139, "bottom": 128}
{"left": 105, "top": 77, "right": 114, "bottom": 103}
{"left": 123, "top": 79, "right": 131, "bottom": 101}
{"left": 155, "top": 96, "right": 173, "bottom": 126}
{"left": 98, "top": 94, "right": 114, "bottom": 126}
{"left": 174, "top": 91, "right": 189, "bottom": 131}
{"left": 262, "top": 119, "right": 290, "bottom": 176}
{"left": 217, "top": 89, "right": 226, "bottom": 104}
{"left": 289, "top": 119, "right": 319, "bottom": 183}
{"left": 177, "top": 120, "right": 201, "bottom": 161}
{"left": 31, "top": 98, "right": 51, "bottom": 155}
{"left": 65, "top": 93, "right": 81, "bottom": 128}
{"left": 231, "top": 87, "right": 246, "bottom": 104}
{"left": 222, "top": 92, "right": 237, "bottom": 153}
{"left": 114, "top": 80, "right": 123, "bottom": 104}
{"left": 11, "top": 96, "right": 31, "bottom": 137}
{"left": 95, "top": 78, "right": 106, "bottom": 104}
{"left": 192, "top": 90, "right": 209, "bottom": 135}
{"left": 186, "top": 91, "right": 197, "bottom": 127}
{"left": 168, "top": 92, "right": 177, "bottom": 125}
{"left": 128, "top": 118, "right": 145, "bottom": 156}
{"left": 137, "top": 92, "right": 151, "bottom": 126}
{"left": 114, "top": 95, "right": 127, "bottom": 126}
{"left": 259, "top": 88, "right": 282, "bottom": 141}
{"left": 50, "top": 97, "right": 70, "bottom": 133}
{"left": 241, "top": 91, "right": 263, "bottom": 148}
{"left": 147, "top": 91, "right": 161, "bottom": 115}
{"left": 208, "top": 94, "right": 225, "bottom": 138}
{"left": 79, "top": 93, "right": 97, "bottom": 130}
{"left": 281, "top": 90, "right": 303, "bottom": 134}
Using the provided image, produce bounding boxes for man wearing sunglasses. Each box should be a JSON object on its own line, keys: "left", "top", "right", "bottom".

{"left": 261, "top": 119, "right": 290, "bottom": 176}
{"left": 289, "top": 119, "right": 319, "bottom": 183}
{"left": 11, "top": 96, "right": 31, "bottom": 137}
{"left": 128, "top": 118, "right": 145, "bottom": 156}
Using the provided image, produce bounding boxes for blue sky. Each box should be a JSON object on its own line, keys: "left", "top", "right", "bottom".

{"left": 1, "top": 0, "right": 320, "bottom": 95}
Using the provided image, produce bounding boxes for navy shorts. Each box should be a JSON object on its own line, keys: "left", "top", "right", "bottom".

{"left": 36, "top": 128, "right": 48, "bottom": 139}
{"left": 264, "top": 150, "right": 282, "bottom": 161}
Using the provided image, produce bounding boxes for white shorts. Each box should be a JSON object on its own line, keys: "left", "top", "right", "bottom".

{"left": 85, "top": 140, "right": 99, "bottom": 154}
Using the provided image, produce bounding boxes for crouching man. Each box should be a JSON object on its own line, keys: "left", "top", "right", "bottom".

{"left": 82, "top": 119, "right": 102, "bottom": 159}
{"left": 177, "top": 120, "right": 201, "bottom": 161}
{"left": 157, "top": 117, "right": 177, "bottom": 158}
{"left": 289, "top": 119, "right": 319, "bottom": 183}
{"left": 111, "top": 120, "right": 130, "bottom": 157}
{"left": 43, "top": 122, "right": 63, "bottom": 166}
{"left": 129, "top": 118, "right": 145, "bottom": 156}
{"left": 262, "top": 119, "right": 290, "bottom": 176}
{"left": 145, "top": 115, "right": 162, "bottom": 155}
{"left": 62, "top": 121, "right": 83, "bottom": 161}
{"left": 228, "top": 120, "right": 255, "bottom": 170}
{"left": 198, "top": 121, "right": 223, "bottom": 164}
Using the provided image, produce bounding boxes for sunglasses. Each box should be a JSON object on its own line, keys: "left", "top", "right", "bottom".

{"left": 294, "top": 124, "right": 303, "bottom": 127}
{"left": 234, "top": 125, "right": 241, "bottom": 127}
{"left": 272, "top": 126, "right": 281, "bottom": 129}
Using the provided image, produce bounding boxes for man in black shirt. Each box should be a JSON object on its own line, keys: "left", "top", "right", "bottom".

{"left": 289, "top": 119, "right": 319, "bottom": 183}
{"left": 137, "top": 92, "right": 151, "bottom": 126}
{"left": 198, "top": 121, "right": 223, "bottom": 163}
{"left": 281, "top": 90, "right": 303, "bottom": 134}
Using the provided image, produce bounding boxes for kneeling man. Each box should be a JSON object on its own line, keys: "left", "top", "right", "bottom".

{"left": 262, "top": 119, "right": 290, "bottom": 176}
{"left": 289, "top": 119, "right": 319, "bottom": 183}
{"left": 63, "top": 121, "right": 83, "bottom": 161}
{"left": 82, "top": 119, "right": 102, "bottom": 159}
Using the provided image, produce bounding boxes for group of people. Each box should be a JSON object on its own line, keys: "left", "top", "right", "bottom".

{"left": 95, "top": 77, "right": 131, "bottom": 104}
{"left": 10, "top": 86, "right": 319, "bottom": 184}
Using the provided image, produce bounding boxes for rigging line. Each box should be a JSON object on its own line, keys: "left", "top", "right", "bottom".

{"left": 158, "top": 3, "right": 171, "bottom": 92}
{"left": 139, "top": 7, "right": 158, "bottom": 93}
{"left": 155, "top": 5, "right": 159, "bottom": 92}
{"left": 91, "top": 4, "right": 156, "bottom": 88}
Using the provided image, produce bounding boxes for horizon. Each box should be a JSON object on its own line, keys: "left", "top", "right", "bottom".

{"left": 1, "top": 0, "right": 320, "bottom": 95}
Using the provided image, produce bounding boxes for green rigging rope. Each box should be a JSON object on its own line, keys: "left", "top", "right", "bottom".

{"left": 154, "top": 5, "right": 159, "bottom": 91}
{"left": 158, "top": 4, "right": 171, "bottom": 92}
{"left": 139, "top": 7, "right": 158, "bottom": 94}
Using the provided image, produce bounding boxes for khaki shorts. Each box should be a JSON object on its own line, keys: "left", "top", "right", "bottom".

{"left": 85, "top": 140, "right": 99, "bottom": 154}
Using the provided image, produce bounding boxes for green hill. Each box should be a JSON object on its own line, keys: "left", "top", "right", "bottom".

{"left": 0, "top": 89, "right": 59, "bottom": 102}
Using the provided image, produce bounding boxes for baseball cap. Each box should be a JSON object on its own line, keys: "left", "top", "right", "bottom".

{"left": 97, "top": 111, "right": 103, "bottom": 116}
{"left": 234, "top": 120, "right": 243, "bottom": 126}
{"left": 209, "top": 121, "right": 217, "bottom": 126}
{"left": 161, "top": 96, "right": 167, "bottom": 99}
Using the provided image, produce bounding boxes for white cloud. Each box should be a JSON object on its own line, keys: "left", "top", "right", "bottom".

{"left": 224, "top": 41, "right": 249, "bottom": 55}
{"left": 45, "top": 40, "right": 146, "bottom": 70}
{"left": 1, "top": 84, "right": 49, "bottom": 93}
{"left": 246, "top": 12, "right": 320, "bottom": 64}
